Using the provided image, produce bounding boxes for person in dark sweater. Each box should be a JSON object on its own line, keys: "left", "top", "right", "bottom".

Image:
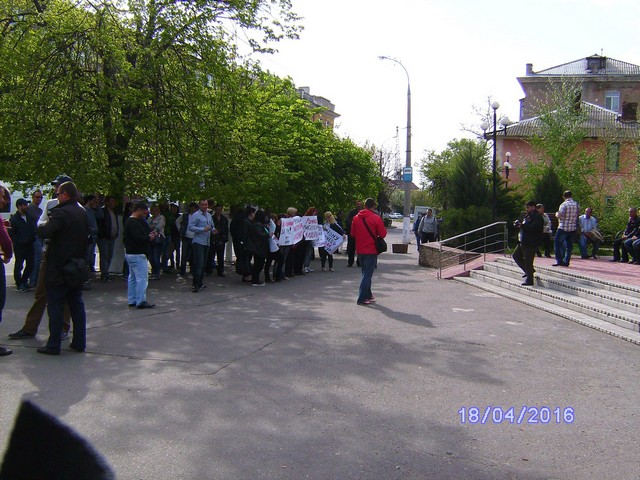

{"left": 513, "top": 200, "right": 544, "bottom": 286}
{"left": 124, "top": 202, "right": 158, "bottom": 309}
{"left": 10, "top": 198, "right": 37, "bottom": 291}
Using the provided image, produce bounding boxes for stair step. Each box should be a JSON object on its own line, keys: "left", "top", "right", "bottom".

{"left": 457, "top": 276, "right": 640, "bottom": 346}
{"left": 495, "top": 257, "right": 640, "bottom": 295}
{"left": 469, "top": 269, "right": 640, "bottom": 332}
{"left": 483, "top": 262, "right": 640, "bottom": 315}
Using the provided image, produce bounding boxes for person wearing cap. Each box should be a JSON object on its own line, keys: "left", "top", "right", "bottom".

{"left": 513, "top": 201, "right": 544, "bottom": 286}
{"left": 9, "top": 198, "right": 37, "bottom": 292}
{"left": 0, "top": 186, "right": 14, "bottom": 356}
{"left": 36, "top": 181, "right": 89, "bottom": 355}
{"left": 8, "top": 176, "right": 72, "bottom": 341}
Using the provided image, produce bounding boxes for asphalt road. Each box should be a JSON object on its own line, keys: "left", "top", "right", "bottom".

{"left": 1, "top": 225, "right": 639, "bottom": 479}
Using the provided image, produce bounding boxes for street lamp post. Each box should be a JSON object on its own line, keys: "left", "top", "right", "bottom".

{"left": 481, "top": 102, "right": 511, "bottom": 222}
{"left": 379, "top": 55, "right": 412, "bottom": 244}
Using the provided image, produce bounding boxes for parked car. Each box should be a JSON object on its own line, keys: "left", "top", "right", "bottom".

{"left": 388, "top": 212, "right": 403, "bottom": 219}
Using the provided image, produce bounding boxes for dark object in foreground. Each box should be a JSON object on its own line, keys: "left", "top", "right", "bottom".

{"left": 0, "top": 400, "right": 115, "bottom": 480}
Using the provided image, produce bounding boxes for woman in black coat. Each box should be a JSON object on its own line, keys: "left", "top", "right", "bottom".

{"left": 245, "top": 209, "right": 269, "bottom": 286}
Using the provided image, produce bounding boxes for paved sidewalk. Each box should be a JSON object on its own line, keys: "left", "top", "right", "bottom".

{"left": 1, "top": 227, "right": 639, "bottom": 479}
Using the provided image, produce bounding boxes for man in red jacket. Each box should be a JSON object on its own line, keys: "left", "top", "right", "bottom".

{"left": 350, "top": 198, "right": 387, "bottom": 305}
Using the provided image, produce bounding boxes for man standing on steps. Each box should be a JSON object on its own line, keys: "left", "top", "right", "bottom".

{"left": 513, "top": 201, "right": 544, "bottom": 286}
{"left": 554, "top": 190, "right": 579, "bottom": 267}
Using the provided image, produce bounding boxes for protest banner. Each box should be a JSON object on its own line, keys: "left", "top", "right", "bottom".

{"left": 323, "top": 227, "right": 344, "bottom": 254}
{"left": 279, "top": 217, "right": 304, "bottom": 246}
{"left": 302, "top": 216, "right": 322, "bottom": 241}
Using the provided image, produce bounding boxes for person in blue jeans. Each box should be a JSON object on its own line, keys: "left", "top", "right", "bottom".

{"left": 124, "top": 202, "right": 157, "bottom": 309}
{"left": 188, "top": 199, "right": 214, "bottom": 292}
{"left": 554, "top": 191, "right": 579, "bottom": 267}
{"left": 349, "top": 198, "right": 387, "bottom": 306}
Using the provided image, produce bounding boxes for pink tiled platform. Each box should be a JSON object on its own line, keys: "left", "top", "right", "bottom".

{"left": 533, "top": 255, "right": 640, "bottom": 288}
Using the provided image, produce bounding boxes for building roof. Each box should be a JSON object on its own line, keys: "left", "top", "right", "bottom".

{"left": 530, "top": 54, "right": 640, "bottom": 76}
{"left": 496, "top": 102, "right": 640, "bottom": 139}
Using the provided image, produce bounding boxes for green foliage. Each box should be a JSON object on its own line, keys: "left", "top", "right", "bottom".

{"left": 0, "top": 0, "right": 378, "bottom": 212}
{"left": 598, "top": 166, "right": 640, "bottom": 238}
{"left": 448, "top": 139, "right": 491, "bottom": 209}
{"left": 418, "top": 137, "right": 523, "bottom": 238}
{"left": 531, "top": 166, "right": 564, "bottom": 213}
{"left": 519, "top": 80, "right": 597, "bottom": 208}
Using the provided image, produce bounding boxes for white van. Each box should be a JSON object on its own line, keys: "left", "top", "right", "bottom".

{"left": 0, "top": 182, "right": 51, "bottom": 220}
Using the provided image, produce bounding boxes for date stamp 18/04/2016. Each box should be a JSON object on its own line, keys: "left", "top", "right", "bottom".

{"left": 458, "top": 406, "right": 575, "bottom": 425}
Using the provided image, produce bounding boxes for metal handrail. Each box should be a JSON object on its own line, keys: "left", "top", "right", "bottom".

{"left": 437, "top": 222, "right": 509, "bottom": 279}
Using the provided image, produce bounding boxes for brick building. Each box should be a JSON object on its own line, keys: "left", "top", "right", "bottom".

{"left": 494, "top": 54, "right": 640, "bottom": 204}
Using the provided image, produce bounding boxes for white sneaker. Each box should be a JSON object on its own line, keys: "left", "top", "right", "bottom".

{"left": 307, "top": 267, "right": 314, "bottom": 272}
{"left": 304, "top": 267, "right": 310, "bottom": 273}
{"left": 322, "top": 267, "right": 327, "bottom": 272}
{"left": 329, "top": 268, "right": 334, "bottom": 272}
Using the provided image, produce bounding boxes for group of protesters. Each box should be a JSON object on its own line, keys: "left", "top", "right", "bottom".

{"left": 0, "top": 177, "right": 389, "bottom": 357}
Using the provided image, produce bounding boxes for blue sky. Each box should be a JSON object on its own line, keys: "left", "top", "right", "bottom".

{"left": 253, "top": 0, "right": 640, "bottom": 165}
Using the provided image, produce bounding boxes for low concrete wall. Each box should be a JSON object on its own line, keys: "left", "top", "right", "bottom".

{"left": 419, "top": 243, "right": 480, "bottom": 268}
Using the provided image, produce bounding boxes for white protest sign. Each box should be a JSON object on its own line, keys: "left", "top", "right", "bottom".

{"left": 302, "top": 216, "right": 322, "bottom": 241}
{"left": 312, "top": 230, "right": 326, "bottom": 248}
{"left": 322, "top": 227, "right": 344, "bottom": 254}
{"left": 279, "top": 217, "right": 304, "bottom": 246}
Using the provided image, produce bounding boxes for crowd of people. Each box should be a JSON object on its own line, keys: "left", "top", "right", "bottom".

{"left": 0, "top": 178, "right": 389, "bottom": 356}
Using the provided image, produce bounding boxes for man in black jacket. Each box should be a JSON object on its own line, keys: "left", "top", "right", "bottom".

{"left": 344, "top": 200, "right": 362, "bottom": 267}
{"left": 513, "top": 201, "right": 544, "bottom": 286}
{"left": 96, "top": 195, "right": 119, "bottom": 282}
{"left": 10, "top": 198, "right": 37, "bottom": 291}
{"left": 36, "top": 181, "right": 89, "bottom": 356}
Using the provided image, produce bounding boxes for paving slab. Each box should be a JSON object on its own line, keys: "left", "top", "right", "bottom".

{"left": 1, "top": 227, "right": 639, "bottom": 479}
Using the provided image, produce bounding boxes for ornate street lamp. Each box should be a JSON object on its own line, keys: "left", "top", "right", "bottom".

{"left": 503, "top": 151, "right": 512, "bottom": 187}
{"left": 481, "top": 102, "right": 511, "bottom": 221}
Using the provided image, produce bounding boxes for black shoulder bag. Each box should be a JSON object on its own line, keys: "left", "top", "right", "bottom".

{"left": 362, "top": 217, "right": 387, "bottom": 254}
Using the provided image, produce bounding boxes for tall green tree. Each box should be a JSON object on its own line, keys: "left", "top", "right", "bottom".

{"left": 0, "top": 0, "right": 302, "bottom": 198}
{"left": 520, "top": 81, "right": 597, "bottom": 207}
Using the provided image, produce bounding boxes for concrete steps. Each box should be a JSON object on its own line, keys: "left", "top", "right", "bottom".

{"left": 455, "top": 257, "right": 640, "bottom": 345}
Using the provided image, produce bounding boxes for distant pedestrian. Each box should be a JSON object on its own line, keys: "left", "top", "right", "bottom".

{"left": 124, "top": 202, "right": 157, "bottom": 309}
{"left": 536, "top": 204, "right": 552, "bottom": 258}
{"left": 513, "top": 201, "right": 543, "bottom": 286}
{"left": 412, "top": 212, "right": 424, "bottom": 251}
{"left": 0, "top": 185, "right": 14, "bottom": 357}
{"left": 419, "top": 209, "right": 438, "bottom": 243}
{"left": 188, "top": 199, "right": 213, "bottom": 292}
{"left": 9, "top": 198, "right": 37, "bottom": 292}
{"left": 345, "top": 200, "right": 363, "bottom": 267}
{"left": 96, "top": 196, "right": 119, "bottom": 282}
{"left": 26, "top": 190, "right": 44, "bottom": 288}
{"left": 350, "top": 198, "right": 387, "bottom": 306}
{"left": 554, "top": 190, "right": 579, "bottom": 267}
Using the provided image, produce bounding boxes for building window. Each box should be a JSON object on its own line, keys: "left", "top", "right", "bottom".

{"left": 605, "top": 91, "right": 620, "bottom": 112}
{"left": 606, "top": 143, "right": 620, "bottom": 172}
{"left": 604, "top": 196, "right": 615, "bottom": 215}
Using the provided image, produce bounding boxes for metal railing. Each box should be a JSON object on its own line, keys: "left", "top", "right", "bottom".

{"left": 436, "top": 222, "right": 510, "bottom": 279}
